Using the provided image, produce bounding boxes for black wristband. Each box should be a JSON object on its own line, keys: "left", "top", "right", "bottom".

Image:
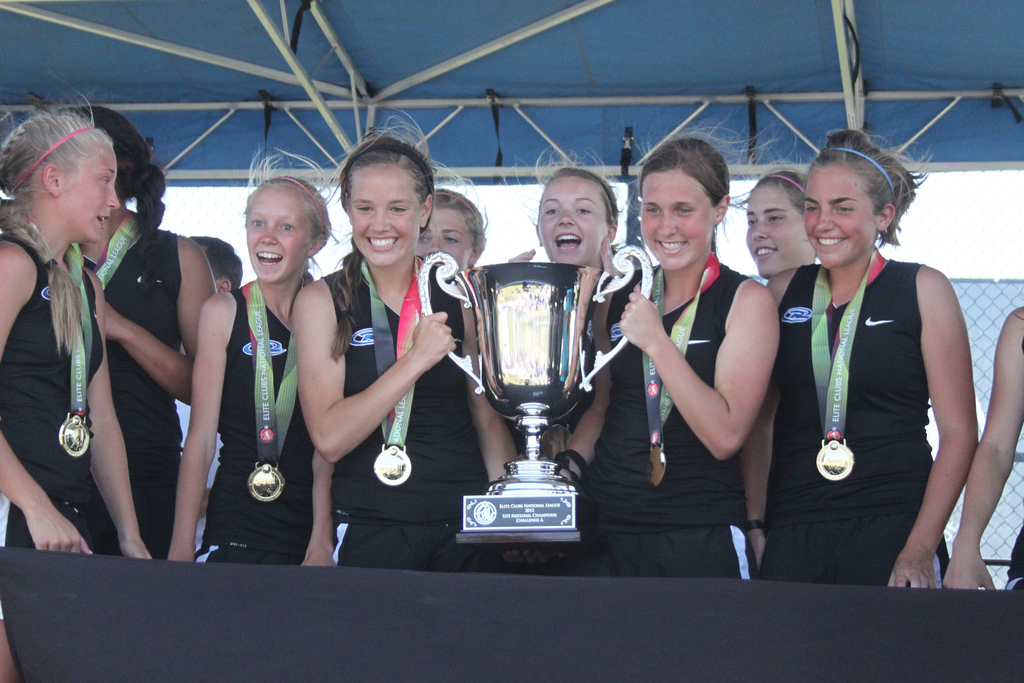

{"left": 557, "top": 449, "right": 588, "bottom": 477}
{"left": 744, "top": 519, "right": 765, "bottom": 532}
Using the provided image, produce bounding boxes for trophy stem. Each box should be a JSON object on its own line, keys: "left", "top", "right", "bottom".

{"left": 518, "top": 412, "right": 548, "bottom": 462}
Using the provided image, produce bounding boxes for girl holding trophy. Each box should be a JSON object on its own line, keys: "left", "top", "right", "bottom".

{"left": 759, "top": 130, "right": 976, "bottom": 586}
{"left": 294, "top": 133, "right": 513, "bottom": 571}
{"left": 0, "top": 110, "right": 150, "bottom": 680}
{"left": 168, "top": 162, "right": 329, "bottom": 565}
{"left": 568, "top": 138, "right": 779, "bottom": 578}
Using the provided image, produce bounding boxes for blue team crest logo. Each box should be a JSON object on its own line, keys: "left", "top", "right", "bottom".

{"left": 242, "top": 340, "right": 286, "bottom": 356}
{"left": 351, "top": 327, "right": 374, "bottom": 346}
{"left": 40, "top": 286, "right": 51, "bottom": 300}
{"left": 782, "top": 307, "right": 812, "bottom": 324}
{"left": 609, "top": 322, "right": 623, "bottom": 341}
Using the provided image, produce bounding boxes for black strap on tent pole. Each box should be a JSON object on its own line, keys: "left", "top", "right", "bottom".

{"left": 746, "top": 86, "right": 758, "bottom": 164}
{"left": 290, "top": 0, "right": 313, "bottom": 54}
{"left": 486, "top": 89, "right": 503, "bottom": 184}
{"left": 620, "top": 126, "right": 642, "bottom": 249}
{"left": 992, "top": 83, "right": 1023, "bottom": 123}
{"left": 259, "top": 89, "right": 275, "bottom": 156}
{"left": 619, "top": 126, "right": 634, "bottom": 177}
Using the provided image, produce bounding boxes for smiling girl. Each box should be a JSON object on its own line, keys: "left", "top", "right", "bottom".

{"left": 745, "top": 169, "right": 815, "bottom": 280}
{"left": 293, "top": 134, "right": 513, "bottom": 571}
{"left": 167, "top": 162, "right": 330, "bottom": 565}
{"left": 566, "top": 139, "right": 778, "bottom": 578}
{"left": 760, "top": 130, "right": 976, "bottom": 587}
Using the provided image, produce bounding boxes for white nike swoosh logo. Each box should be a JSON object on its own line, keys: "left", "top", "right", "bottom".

{"left": 687, "top": 339, "right": 710, "bottom": 344}
{"left": 865, "top": 318, "right": 893, "bottom": 326}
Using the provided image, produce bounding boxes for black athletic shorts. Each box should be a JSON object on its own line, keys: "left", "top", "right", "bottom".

{"left": 760, "top": 512, "right": 948, "bottom": 586}
{"left": 196, "top": 543, "right": 304, "bottom": 566}
{"left": 571, "top": 524, "right": 756, "bottom": 579}
{"left": 332, "top": 515, "right": 500, "bottom": 572}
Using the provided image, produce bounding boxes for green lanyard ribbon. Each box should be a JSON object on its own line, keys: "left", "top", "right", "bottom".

{"left": 242, "top": 281, "right": 298, "bottom": 464}
{"left": 810, "top": 254, "right": 883, "bottom": 442}
{"left": 93, "top": 213, "right": 139, "bottom": 287}
{"left": 642, "top": 253, "right": 720, "bottom": 447}
{"left": 64, "top": 245, "right": 93, "bottom": 417}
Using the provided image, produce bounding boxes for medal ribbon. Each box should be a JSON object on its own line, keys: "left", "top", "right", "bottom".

{"left": 361, "top": 261, "right": 421, "bottom": 448}
{"left": 242, "top": 281, "right": 298, "bottom": 464}
{"left": 642, "top": 253, "right": 720, "bottom": 448}
{"left": 93, "top": 213, "right": 139, "bottom": 287}
{"left": 64, "top": 245, "right": 94, "bottom": 419}
{"left": 811, "top": 253, "right": 885, "bottom": 442}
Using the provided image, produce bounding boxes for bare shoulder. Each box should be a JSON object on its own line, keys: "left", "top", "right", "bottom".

{"left": 199, "top": 290, "right": 237, "bottom": 326}
{"left": 295, "top": 278, "right": 333, "bottom": 311}
{"left": 0, "top": 241, "right": 39, "bottom": 308}
{"left": 176, "top": 234, "right": 212, "bottom": 270}
{"left": 915, "top": 264, "right": 961, "bottom": 311}
{"left": 735, "top": 277, "right": 777, "bottom": 309}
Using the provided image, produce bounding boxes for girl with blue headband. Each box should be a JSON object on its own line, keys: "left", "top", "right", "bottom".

{"left": 754, "top": 129, "right": 977, "bottom": 587}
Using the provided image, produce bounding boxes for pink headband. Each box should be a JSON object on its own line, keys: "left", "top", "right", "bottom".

{"left": 436, "top": 189, "right": 481, "bottom": 219}
{"left": 12, "top": 126, "right": 95, "bottom": 192}
{"left": 277, "top": 176, "right": 326, "bottom": 234}
{"left": 767, "top": 174, "right": 805, "bottom": 193}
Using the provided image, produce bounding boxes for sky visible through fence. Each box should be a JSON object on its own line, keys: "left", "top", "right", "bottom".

{"left": 162, "top": 170, "right": 1024, "bottom": 586}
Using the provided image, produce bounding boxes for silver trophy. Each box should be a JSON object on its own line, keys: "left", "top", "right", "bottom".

{"left": 420, "top": 247, "right": 653, "bottom": 543}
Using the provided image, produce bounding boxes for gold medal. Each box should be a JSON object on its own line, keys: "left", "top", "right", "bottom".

{"left": 649, "top": 444, "right": 666, "bottom": 486}
{"left": 248, "top": 463, "right": 285, "bottom": 502}
{"left": 816, "top": 439, "right": 854, "bottom": 481}
{"left": 374, "top": 445, "right": 411, "bottom": 486}
{"left": 58, "top": 413, "right": 89, "bottom": 458}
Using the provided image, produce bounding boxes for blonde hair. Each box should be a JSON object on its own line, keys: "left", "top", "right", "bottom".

{"left": 0, "top": 110, "right": 113, "bottom": 354}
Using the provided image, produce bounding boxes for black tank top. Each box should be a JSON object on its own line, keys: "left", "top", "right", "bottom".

{"left": 585, "top": 265, "right": 749, "bottom": 531}
{"left": 770, "top": 262, "right": 931, "bottom": 525}
{"left": 326, "top": 270, "right": 488, "bottom": 524}
{"left": 203, "top": 290, "right": 314, "bottom": 555}
{"left": 0, "top": 238, "right": 104, "bottom": 504}
{"left": 86, "top": 229, "right": 183, "bottom": 485}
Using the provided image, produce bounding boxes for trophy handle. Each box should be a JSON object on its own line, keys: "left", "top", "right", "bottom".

{"left": 580, "top": 246, "right": 653, "bottom": 391}
{"left": 418, "top": 252, "right": 486, "bottom": 394}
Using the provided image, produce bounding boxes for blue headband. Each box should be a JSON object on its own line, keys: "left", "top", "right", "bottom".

{"left": 831, "top": 148, "right": 894, "bottom": 192}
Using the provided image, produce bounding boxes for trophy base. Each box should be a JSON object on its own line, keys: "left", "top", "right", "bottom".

{"left": 458, "top": 459, "right": 598, "bottom": 551}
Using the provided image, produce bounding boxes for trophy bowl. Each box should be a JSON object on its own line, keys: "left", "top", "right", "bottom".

{"left": 419, "top": 248, "right": 652, "bottom": 545}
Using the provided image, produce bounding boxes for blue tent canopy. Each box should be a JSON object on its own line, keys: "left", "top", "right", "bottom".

{"left": 2, "top": 0, "right": 1023, "bottom": 183}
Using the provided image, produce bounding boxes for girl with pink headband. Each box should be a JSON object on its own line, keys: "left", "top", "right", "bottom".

{"left": 0, "top": 109, "right": 150, "bottom": 681}
{"left": 168, "top": 160, "right": 333, "bottom": 566}
{"left": 745, "top": 169, "right": 816, "bottom": 280}
{"left": 73, "top": 106, "right": 216, "bottom": 561}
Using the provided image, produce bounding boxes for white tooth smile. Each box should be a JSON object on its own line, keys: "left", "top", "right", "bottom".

{"left": 370, "top": 238, "right": 396, "bottom": 249}
{"left": 755, "top": 247, "right": 775, "bottom": 256}
{"left": 257, "top": 251, "right": 282, "bottom": 261}
{"left": 818, "top": 237, "right": 842, "bottom": 246}
{"left": 555, "top": 233, "right": 581, "bottom": 246}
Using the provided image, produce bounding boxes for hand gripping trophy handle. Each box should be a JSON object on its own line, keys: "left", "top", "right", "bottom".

{"left": 579, "top": 245, "right": 654, "bottom": 391}
{"left": 418, "top": 252, "right": 486, "bottom": 394}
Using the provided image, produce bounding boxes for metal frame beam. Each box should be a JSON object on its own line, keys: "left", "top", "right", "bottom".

{"left": 309, "top": 0, "right": 368, "bottom": 140}
{"left": 0, "top": 3, "right": 352, "bottom": 98}
{"left": 639, "top": 102, "right": 710, "bottom": 164}
{"left": 898, "top": 97, "right": 962, "bottom": 153}
{"left": 512, "top": 105, "right": 570, "bottom": 163}
{"left": 163, "top": 109, "right": 236, "bottom": 170}
{"left": 830, "top": 0, "right": 864, "bottom": 129}
{"left": 246, "top": 0, "right": 352, "bottom": 152}
{"left": 165, "top": 160, "right": 1024, "bottom": 182}
{"left": 373, "top": 0, "right": 619, "bottom": 101}
{"left": 5, "top": 88, "right": 1023, "bottom": 115}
